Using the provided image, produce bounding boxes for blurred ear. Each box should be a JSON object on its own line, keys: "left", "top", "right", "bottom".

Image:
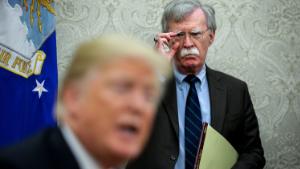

{"left": 62, "top": 82, "right": 82, "bottom": 115}
{"left": 208, "top": 31, "right": 215, "bottom": 46}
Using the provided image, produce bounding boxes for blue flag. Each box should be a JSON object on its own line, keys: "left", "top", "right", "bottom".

{"left": 0, "top": 0, "right": 57, "bottom": 147}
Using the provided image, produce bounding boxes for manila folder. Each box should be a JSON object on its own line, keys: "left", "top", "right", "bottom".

{"left": 196, "top": 123, "right": 238, "bottom": 169}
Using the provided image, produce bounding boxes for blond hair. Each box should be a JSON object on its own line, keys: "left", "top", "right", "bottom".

{"left": 56, "top": 35, "right": 172, "bottom": 119}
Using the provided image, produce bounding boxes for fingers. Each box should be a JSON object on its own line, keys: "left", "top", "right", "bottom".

{"left": 154, "top": 32, "right": 177, "bottom": 41}
{"left": 154, "top": 32, "right": 179, "bottom": 61}
{"left": 155, "top": 38, "right": 168, "bottom": 49}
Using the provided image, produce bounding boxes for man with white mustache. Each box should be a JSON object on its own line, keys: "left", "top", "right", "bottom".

{"left": 180, "top": 47, "right": 200, "bottom": 58}
{"left": 127, "top": 0, "right": 265, "bottom": 169}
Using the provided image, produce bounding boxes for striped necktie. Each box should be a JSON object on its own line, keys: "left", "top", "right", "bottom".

{"left": 184, "top": 75, "right": 202, "bottom": 169}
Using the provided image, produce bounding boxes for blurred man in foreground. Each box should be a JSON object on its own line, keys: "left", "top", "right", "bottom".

{"left": 0, "top": 35, "right": 171, "bottom": 169}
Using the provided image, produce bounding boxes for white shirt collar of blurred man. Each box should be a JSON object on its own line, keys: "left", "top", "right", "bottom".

{"left": 61, "top": 124, "right": 125, "bottom": 169}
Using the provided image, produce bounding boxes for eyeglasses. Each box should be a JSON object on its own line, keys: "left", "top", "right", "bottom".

{"left": 173, "top": 29, "right": 209, "bottom": 42}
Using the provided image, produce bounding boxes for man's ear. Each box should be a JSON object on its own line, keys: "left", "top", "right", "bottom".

{"left": 62, "top": 83, "right": 82, "bottom": 115}
{"left": 208, "top": 31, "right": 215, "bottom": 46}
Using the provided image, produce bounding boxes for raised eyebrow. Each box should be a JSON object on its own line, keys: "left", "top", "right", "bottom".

{"left": 190, "top": 30, "right": 202, "bottom": 33}
{"left": 190, "top": 32, "right": 203, "bottom": 36}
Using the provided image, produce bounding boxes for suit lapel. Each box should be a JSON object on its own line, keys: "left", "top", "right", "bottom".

{"left": 207, "top": 67, "right": 227, "bottom": 133}
{"left": 161, "top": 67, "right": 227, "bottom": 138}
{"left": 47, "top": 128, "right": 81, "bottom": 169}
{"left": 162, "top": 77, "right": 179, "bottom": 138}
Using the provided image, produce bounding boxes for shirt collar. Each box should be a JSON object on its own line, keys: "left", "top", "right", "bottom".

{"left": 61, "top": 124, "right": 102, "bottom": 169}
{"left": 173, "top": 63, "right": 207, "bottom": 84}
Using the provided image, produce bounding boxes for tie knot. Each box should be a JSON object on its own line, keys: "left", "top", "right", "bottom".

{"left": 184, "top": 75, "right": 199, "bottom": 84}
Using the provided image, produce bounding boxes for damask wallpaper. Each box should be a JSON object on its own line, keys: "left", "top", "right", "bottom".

{"left": 55, "top": 0, "right": 300, "bottom": 168}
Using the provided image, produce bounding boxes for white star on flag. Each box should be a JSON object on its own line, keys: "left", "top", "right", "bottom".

{"left": 32, "top": 79, "right": 48, "bottom": 98}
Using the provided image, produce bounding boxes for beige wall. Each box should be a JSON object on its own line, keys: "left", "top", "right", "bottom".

{"left": 56, "top": 0, "right": 300, "bottom": 168}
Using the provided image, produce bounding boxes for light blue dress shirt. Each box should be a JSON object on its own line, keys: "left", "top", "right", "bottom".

{"left": 174, "top": 64, "right": 211, "bottom": 169}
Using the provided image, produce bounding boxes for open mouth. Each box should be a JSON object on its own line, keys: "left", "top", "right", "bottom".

{"left": 119, "top": 124, "right": 138, "bottom": 134}
{"left": 117, "top": 122, "right": 140, "bottom": 141}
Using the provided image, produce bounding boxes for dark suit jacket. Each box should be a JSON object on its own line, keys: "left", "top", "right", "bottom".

{"left": 127, "top": 67, "right": 265, "bottom": 169}
{"left": 0, "top": 127, "right": 80, "bottom": 169}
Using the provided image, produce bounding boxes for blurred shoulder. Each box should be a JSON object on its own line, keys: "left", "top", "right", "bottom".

{"left": 0, "top": 127, "right": 62, "bottom": 169}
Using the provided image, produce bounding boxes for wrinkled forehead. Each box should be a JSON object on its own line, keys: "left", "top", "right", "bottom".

{"left": 167, "top": 9, "right": 207, "bottom": 31}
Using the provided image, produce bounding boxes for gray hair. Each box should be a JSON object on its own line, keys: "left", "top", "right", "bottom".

{"left": 161, "top": 0, "right": 216, "bottom": 33}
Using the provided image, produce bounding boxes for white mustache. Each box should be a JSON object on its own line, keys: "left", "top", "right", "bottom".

{"left": 180, "top": 47, "right": 200, "bottom": 58}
